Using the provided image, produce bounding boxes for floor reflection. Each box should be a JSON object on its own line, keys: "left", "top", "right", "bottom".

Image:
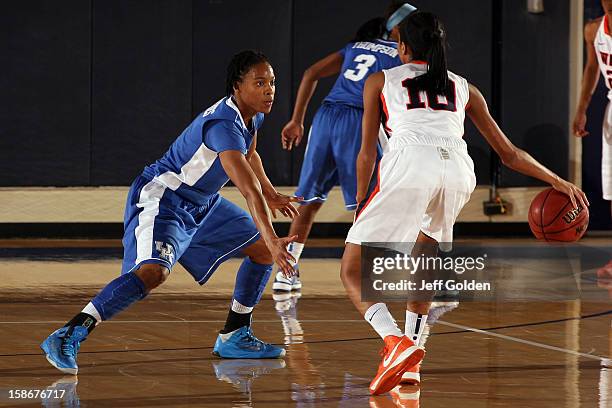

{"left": 369, "top": 385, "right": 420, "bottom": 408}
{"left": 274, "top": 291, "right": 327, "bottom": 406}
{"left": 41, "top": 376, "right": 80, "bottom": 408}
{"left": 212, "top": 359, "right": 286, "bottom": 407}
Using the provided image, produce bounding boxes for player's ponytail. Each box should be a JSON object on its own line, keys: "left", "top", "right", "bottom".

{"left": 225, "top": 50, "right": 270, "bottom": 97}
{"left": 399, "top": 12, "right": 449, "bottom": 95}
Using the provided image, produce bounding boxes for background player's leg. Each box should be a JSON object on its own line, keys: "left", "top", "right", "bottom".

{"left": 272, "top": 202, "right": 323, "bottom": 292}
{"left": 332, "top": 105, "right": 367, "bottom": 213}
{"left": 274, "top": 106, "right": 337, "bottom": 293}
{"left": 288, "top": 202, "right": 323, "bottom": 245}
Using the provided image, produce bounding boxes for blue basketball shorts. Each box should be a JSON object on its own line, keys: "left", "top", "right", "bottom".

{"left": 295, "top": 103, "right": 365, "bottom": 210}
{"left": 121, "top": 176, "right": 260, "bottom": 284}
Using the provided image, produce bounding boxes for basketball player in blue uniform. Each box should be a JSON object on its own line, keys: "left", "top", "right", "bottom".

{"left": 41, "top": 50, "right": 301, "bottom": 374}
{"left": 273, "top": 2, "right": 417, "bottom": 292}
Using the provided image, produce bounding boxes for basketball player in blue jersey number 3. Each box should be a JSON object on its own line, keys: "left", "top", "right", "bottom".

{"left": 273, "top": 1, "right": 415, "bottom": 292}
{"left": 41, "top": 51, "right": 301, "bottom": 374}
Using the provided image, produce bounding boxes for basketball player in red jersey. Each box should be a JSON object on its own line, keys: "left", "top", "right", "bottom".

{"left": 573, "top": 0, "right": 612, "bottom": 277}
{"left": 342, "top": 11, "right": 589, "bottom": 395}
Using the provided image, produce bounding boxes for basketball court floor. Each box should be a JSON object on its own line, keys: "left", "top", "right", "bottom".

{"left": 0, "top": 238, "right": 610, "bottom": 407}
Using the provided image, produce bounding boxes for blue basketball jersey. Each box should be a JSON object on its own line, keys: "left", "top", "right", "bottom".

{"left": 142, "top": 97, "right": 263, "bottom": 206}
{"left": 324, "top": 39, "right": 401, "bottom": 108}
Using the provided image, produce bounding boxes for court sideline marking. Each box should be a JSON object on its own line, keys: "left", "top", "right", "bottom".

{"left": 436, "top": 320, "right": 609, "bottom": 362}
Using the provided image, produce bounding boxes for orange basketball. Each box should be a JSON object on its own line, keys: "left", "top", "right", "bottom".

{"left": 528, "top": 187, "right": 589, "bottom": 242}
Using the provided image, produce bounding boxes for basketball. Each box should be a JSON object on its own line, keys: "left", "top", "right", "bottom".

{"left": 528, "top": 187, "right": 589, "bottom": 242}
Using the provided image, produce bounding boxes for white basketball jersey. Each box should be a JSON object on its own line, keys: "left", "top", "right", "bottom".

{"left": 594, "top": 15, "right": 612, "bottom": 100}
{"left": 380, "top": 63, "right": 469, "bottom": 149}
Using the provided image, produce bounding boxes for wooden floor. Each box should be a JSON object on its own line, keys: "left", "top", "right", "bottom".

{"left": 0, "top": 241, "right": 610, "bottom": 407}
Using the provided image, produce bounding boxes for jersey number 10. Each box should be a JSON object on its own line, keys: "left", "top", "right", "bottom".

{"left": 401, "top": 78, "right": 457, "bottom": 112}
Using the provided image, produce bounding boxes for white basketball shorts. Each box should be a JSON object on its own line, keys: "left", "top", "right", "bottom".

{"left": 346, "top": 137, "right": 476, "bottom": 251}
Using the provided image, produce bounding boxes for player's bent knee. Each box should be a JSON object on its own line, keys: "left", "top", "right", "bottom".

{"left": 134, "top": 264, "right": 169, "bottom": 291}
{"left": 242, "top": 239, "right": 273, "bottom": 265}
{"left": 249, "top": 251, "right": 273, "bottom": 265}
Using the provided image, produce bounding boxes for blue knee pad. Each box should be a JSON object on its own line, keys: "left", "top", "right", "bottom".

{"left": 232, "top": 258, "right": 273, "bottom": 307}
{"left": 91, "top": 272, "right": 147, "bottom": 321}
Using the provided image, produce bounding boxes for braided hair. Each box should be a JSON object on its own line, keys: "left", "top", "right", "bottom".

{"left": 225, "top": 50, "right": 270, "bottom": 97}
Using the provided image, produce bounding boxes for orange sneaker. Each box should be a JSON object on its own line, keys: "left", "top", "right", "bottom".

{"left": 390, "top": 385, "right": 420, "bottom": 408}
{"left": 399, "top": 362, "right": 420, "bottom": 385}
{"left": 369, "top": 335, "right": 424, "bottom": 395}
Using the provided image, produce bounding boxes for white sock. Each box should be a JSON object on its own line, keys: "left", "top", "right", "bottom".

{"left": 405, "top": 311, "right": 428, "bottom": 345}
{"left": 287, "top": 242, "right": 304, "bottom": 266}
{"left": 82, "top": 302, "right": 102, "bottom": 323}
{"left": 231, "top": 299, "right": 253, "bottom": 314}
{"left": 364, "top": 303, "right": 403, "bottom": 339}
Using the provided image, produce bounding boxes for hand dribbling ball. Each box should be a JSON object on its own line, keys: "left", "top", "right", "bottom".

{"left": 528, "top": 187, "right": 589, "bottom": 242}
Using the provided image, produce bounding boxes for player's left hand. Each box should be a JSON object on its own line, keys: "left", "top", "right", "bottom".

{"left": 281, "top": 120, "right": 304, "bottom": 150}
{"left": 265, "top": 191, "right": 303, "bottom": 219}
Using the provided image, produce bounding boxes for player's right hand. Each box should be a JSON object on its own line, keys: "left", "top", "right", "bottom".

{"left": 572, "top": 112, "right": 589, "bottom": 137}
{"left": 551, "top": 178, "right": 589, "bottom": 210}
{"left": 281, "top": 120, "right": 304, "bottom": 150}
{"left": 268, "top": 235, "right": 298, "bottom": 277}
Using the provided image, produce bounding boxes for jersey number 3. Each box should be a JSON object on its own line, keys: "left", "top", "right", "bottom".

{"left": 401, "top": 78, "right": 457, "bottom": 112}
{"left": 344, "top": 54, "right": 377, "bottom": 82}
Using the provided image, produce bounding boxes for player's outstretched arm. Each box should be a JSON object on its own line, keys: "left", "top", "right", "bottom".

{"left": 466, "top": 83, "right": 589, "bottom": 210}
{"left": 282, "top": 52, "right": 344, "bottom": 150}
{"left": 356, "top": 72, "right": 384, "bottom": 204}
{"left": 219, "top": 150, "right": 297, "bottom": 275}
{"left": 573, "top": 19, "right": 601, "bottom": 137}
{"left": 246, "top": 134, "right": 301, "bottom": 219}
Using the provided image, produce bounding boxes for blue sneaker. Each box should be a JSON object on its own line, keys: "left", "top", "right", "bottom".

{"left": 213, "top": 326, "right": 286, "bottom": 359}
{"left": 40, "top": 326, "right": 88, "bottom": 375}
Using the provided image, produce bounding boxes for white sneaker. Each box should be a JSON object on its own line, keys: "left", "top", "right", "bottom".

{"left": 427, "top": 301, "right": 459, "bottom": 326}
{"left": 272, "top": 269, "right": 302, "bottom": 292}
{"left": 291, "top": 272, "right": 302, "bottom": 290}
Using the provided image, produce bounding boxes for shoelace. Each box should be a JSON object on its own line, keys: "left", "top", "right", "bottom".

{"left": 61, "top": 334, "right": 82, "bottom": 357}
{"left": 241, "top": 329, "right": 263, "bottom": 347}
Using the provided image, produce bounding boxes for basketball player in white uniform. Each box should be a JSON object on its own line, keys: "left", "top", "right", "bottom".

{"left": 342, "top": 11, "right": 589, "bottom": 395}
{"left": 573, "top": 0, "right": 612, "bottom": 277}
